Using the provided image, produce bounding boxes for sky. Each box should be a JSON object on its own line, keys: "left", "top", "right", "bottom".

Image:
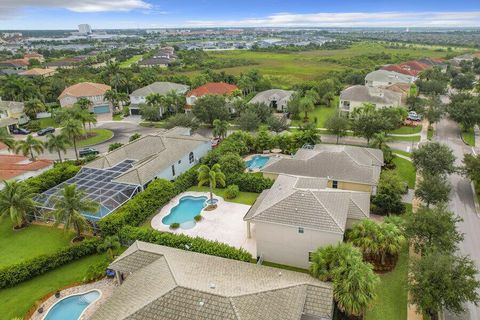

{"left": 1, "top": 0, "right": 480, "bottom": 30}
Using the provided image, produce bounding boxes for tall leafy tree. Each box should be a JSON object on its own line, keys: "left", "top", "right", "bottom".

{"left": 50, "top": 184, "right": 99, "bottom": 240}
{"left": 350, "top": 104, "right": 388, "bottom": 143}
{"left": 165, "top": 90, "right": 186, "bottom": 114}
{"left": 462, "top": 154, "right": 480, "bottom": 186}
{"left": 61, "top": 119, "right": 83, "bottom": 161}
{"left": 15, "top": 134, "right": 44, "bottom": 161}
{"left": 104, "top": 89, "right": 119, "bottom": 110}
{"left": 414, "top": 173, "right": 451, "bottom": 208}
{"left": 97, "top": 235, "right": 121, "bottom": 260}
{"left": 325, "top": 113, "right": 349, "bottom": 144}
{"left": 197, "top": 164, "right": 226, "bottom": 204}
{"left": 0, "top": 180, "right": 37, "bottom": 229}
{"left": 192, "top": 95, "right": 229, "bottom": 125}
{"left": 75, "top": 97, "right": 93, "bottom": 110}
{"left": 412, "top": 142, "right": 456, "bottom": 176}
{"left": 23, "top": 98, "right": 45, "bottom": 120}
{"left": 45, "top": 133, "right": 68, "bottom": 163}
{"left": 212, "top": 119, "right": 228, "bottom": 139}
{"left": 0, "top": 129, "right": 15, "bottom": 151}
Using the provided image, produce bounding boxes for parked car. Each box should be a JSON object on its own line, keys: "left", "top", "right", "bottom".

{"left": 79, "top": 147, "right": 99, "bottom": 157}
{"left": 407, "top": 111, "right": 422, "bottom": 121}
{"left": 211, "top": 138, "right": 221, "bottom": 148}
{"left": 37, "top": 127, "right": 55, "bottom": 136}
{"left": 11, "top": 127, "right": 31, "bottom": 135}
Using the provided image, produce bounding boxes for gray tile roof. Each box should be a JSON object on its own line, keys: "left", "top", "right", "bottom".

{"left": 85, "top": 127, "right": 210, "bottom": 186}
{"left": 249, "top": 89, "right": 294, "bottom": 105}
{"left": 244, "top": 175, "right": 370, "bottom": 233}
{"left": 262, "top": 144, "right": 383, "bottom": 186}
{"left": 130, "top": 81, "right": 189, "bottom": 97}
{"left": 91, "top": 241, "right": 333, "bottom": 320}
{"left": 339, "top": 85, "right": 403, "bottom": 106}
{"left": 365, "top": 70, "right": 415, "bottom": 85}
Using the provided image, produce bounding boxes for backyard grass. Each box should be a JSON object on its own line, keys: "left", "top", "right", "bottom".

{"left": 112, "top": 113, "right": 123, "bottom": 121}
{"left": 37, "top": 117, "right": 59, "bottom": 129}
{"left": 119, "top": 54, "right": 143, "bottom": 68}
{"left": 365, "top": 244, "right": 409, "bottom": 320}
{"left": 0, "top": 220, "right": 73, "bottom": 269}
{"left": 392, "top": 156, "right": 417, "bottom": 189}
{"left": 187, "top": 186, "right": 259, "bottom": 206}
{"left": 291, "top": 106, "right": 338, "bottom": 128}
{"left": 139, "top": 121, "right": 167, "bottom": 128}
{"left": 389, "top": 125, "right": 422, "bottom": 135}
{"left": 75, "top": 128, "right": 113, "bottom": 147}
{"left": 392, "top": 149, "right": 412, "bottom": 158}
{"left": 462, "top": 128, "right": 475, "bottom": 147}
{"left": 0, "top": 253, "right": 108, "bottom": 319}
{"left": 427, "top": 127, "right": 434, "bottom": 140}
{"left": 388, "top": 135, "right": 421, "bottom": 142}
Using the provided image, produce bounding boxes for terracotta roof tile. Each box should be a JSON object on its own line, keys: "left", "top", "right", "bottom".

{"left": 186, "top": 82, "right": 238, "bottom": 97}
{"left": 0, "top": 155, "right": 53, "bottom": 181}
{"left": 19, "top": 68, "right": 56, "bottom": 76}
{"left": 59, "top": 82, "right": 111, "bottom": 99}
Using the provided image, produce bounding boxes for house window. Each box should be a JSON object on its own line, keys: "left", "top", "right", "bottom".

{"left": 298, "top": 227, "right": 304, "bottom": 234}
{"left": 178, "top": 160, "right": 181, "bottom": 164}
{"left": 332, "top": 180, "right": 338, "bottom": 189}
{"left": 308, "top": 252, "right": 313, "bottom": 262}
{"left": 171, "top": 165, "right": 176, "bottom": 176}
{"left": 189, "top": 152, "right": 194, "bottom": 164}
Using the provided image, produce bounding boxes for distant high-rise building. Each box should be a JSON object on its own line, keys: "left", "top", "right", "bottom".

{"left": 78, "top": 24, "right": 92, "bottom": 34}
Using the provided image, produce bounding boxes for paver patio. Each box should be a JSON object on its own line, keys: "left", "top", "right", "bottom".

{"left": 151, "top": 191, "right": 257, "bottom": 256}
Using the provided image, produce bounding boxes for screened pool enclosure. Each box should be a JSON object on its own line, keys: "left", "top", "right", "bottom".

{"left": 35, "top": 160, "right": 140, "bottom": 221}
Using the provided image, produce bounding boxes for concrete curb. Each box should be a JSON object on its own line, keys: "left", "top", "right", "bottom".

{"left": 471, "top": 182, "right": 480, "bottom": 218}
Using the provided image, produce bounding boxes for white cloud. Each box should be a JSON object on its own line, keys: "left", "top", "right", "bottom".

{"left": 186, "top": 11, "right": 480, "bottom": 28}
{"left": 0, "top": 0, "right": 151, "bottom": 17}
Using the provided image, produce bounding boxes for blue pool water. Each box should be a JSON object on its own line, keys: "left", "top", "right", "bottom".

{"left": 44, "top": 290, "right": 100, "bottom": 320}
{"left": 162, "top": 196, "right": 207, "bottom": 225}
{"left": 245, "top": 155, "right": 270, "bottom": 169}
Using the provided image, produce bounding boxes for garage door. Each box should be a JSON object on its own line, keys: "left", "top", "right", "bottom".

{"left": 93, "top": 105, "right": 111, "bottom": 114}
{"left": 130, "top": 107, "right": 140, "bottom": 115}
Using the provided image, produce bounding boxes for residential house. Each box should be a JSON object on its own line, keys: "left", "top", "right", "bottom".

{"left": 261, "top": 144, "right": 383, "bottom": 194}
{"left": 364, "top": 69, "right": 416, "bottom": 87}
{"left": 90, "top": 241, "right": 334, "bottom": 320}
{"left": 129, "top": 82, "right": 189, "bottom": 116}
{"left": 23, "top": 52, "right": 44, "bottom": 63}
{"left": 381, "top": 60, "right": 431, "bottom": 77}
{"left": 46, "top": 57, "right": 83, "bottom": 70}
{"left": 0, "top": 100, "right": 28, "bottom": 132}
{"left": 249, "top": 89, "right": 294, "bottom": 112}
{"left": 18, "top": 67, "right": 56, "bottom": 78}
{"left": 244, "top": 174, "right": 370, "bottom": 268}
{"left": 0, "top": 155, "right": 53, "bottom": 189}
{"left": 383, "top": 83, "right": 411, "bottom": 104}
{"left": 138, "top": 57, "right": 171, "bottom": 68}
{"left": 185, "top": 82, "right": 239, "bottom": 111}
{"left": 59, "top": 82, "right": 112, "bottom": 115}
{"left": 36, "top": 127, "right": 211, "bottom": 220}
{"left": 0, "top": 58, "right": 28, "bottom": 70}
{"left": 339, "top": 85, "right": 403, "bottom": 113}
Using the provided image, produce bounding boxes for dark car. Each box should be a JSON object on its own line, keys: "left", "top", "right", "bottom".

{"left": 37, "top": 127, "right": 55, "bottom": 136}
{"left": 79, "top": 147, "right": 99, "bottom": 157}
{"left": 11, "top": 127, "right": 31, "bottom": 135}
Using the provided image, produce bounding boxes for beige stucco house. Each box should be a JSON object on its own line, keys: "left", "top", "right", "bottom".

{"left": 339, "top": 85, "right": 403, "bottom": 113}
{"left": 59, "top": 82, "right": 112, "bottom": 115}
{"left": 249, "top": 89, "right": 294, "bottom": 112}
{"left": 244, "top": 175, "right": 370, "bottom": 268}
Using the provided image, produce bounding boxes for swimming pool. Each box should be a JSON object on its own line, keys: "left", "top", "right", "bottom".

{"left": 245, "top": 155, "right": 270, "bottom": 170}
{"left": 162, "top": 195, "right": 207, "bottom": 226}
{"left": 44, "top": 290, "right": 100, "bottom": 320}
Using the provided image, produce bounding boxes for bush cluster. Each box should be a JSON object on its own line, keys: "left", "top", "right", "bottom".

{"left": 97, "top": 179, "right": 178, "bottom": 235}
{"left": 22, "top": 162, "right": 80, "bottom": 194}
{"left": 227, "top": 173, "right": 273, "bottom": 193}
{"left": 0, "top": 238, "right": 102, "bottom": 289}
{"left": 224, "top": 185, "right": 240, "bottom": 199}
{"left": 119, "top": 226, "right": 252, "bottom": 262}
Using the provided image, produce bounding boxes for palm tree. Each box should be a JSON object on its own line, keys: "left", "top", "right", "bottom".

{"left": 0, "top": 129, "right": 15, "bottom": 151}
{"left": 377, "top": 222, "right": 405, "bottom": 266}
{"left": 165, "top": 90, "right": 186, "bottom": 114}
{"left": 75, "top": 97, "right": 93, "bottom": 110}
{"left": 104, "top": 89, "right": 119, "bottom": 111}
{"left": 299, "top": 95, "right": 315, "bottom": 121}
{"left": 310, "top": 243, "right": 364, "bottom": 281}
{"left": 0, "top": 180, "right": 37, "bottom": 229}
{"left": 45, "top": 133, "right": 68, "bottom": 162}
{"left": 97, "top": 235, "right": 121, "bottom": 260}
{"left": 212, "top": 119, "right": 228, "bottom": 139}
{"left": 23, "top": 98, "right": 45, "bottom": 120}
{"left": 15, "top": 134, "right": 44, "bottom": 160}
{"left": 61, "top": 119, "right": 83, "bottom": 161}
{"left": 146, "top": 93, "right": 166, "bottom": 118}
{"left": 50, "top": 184, "right": 99, "bottom": 241}
{"left": 370, "top": 132, "right": 392, "bottom": 150}
{"left": 197, "top": 164, "right": 226, "bottom": 204}
{"left": 117, "top": 92, "right": 130, "bottom": 109}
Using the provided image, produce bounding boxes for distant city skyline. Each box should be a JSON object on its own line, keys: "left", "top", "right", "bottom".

{"left": 0, "top": 0, "right": 480, "bottom": 30}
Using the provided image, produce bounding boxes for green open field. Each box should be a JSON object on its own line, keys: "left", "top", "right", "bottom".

{"left": 120, "top": 54, "right": 143, "bottom": 68}
{"left": 0, "top": 220, "right": 73, "bottom": 269}
{"left": 200, "top": 42, "right": 464, "bottom": 88}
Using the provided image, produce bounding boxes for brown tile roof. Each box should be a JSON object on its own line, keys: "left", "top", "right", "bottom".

{"left": 0, "top": 155, "right": 53, "bottom": 181}
{"left": 59, "top": 82, "right": 111, "bottom": 99}
{"left": 24, "top": 53, "right": 43, "bottom": 59}
{"left": 187, "top": 82, "right": 239, "bottom": 97}
{"left": 19, "top": 68, "right": 56, "bottom": 76}
{"left": 0, "top": 58, "right": 29, "bottom": 67}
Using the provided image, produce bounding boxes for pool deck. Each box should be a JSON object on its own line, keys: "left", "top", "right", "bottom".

{"left": 151, "top": 191, "right": 257, "bottom": 256}
{"left": 30, "top": 278, "right": 116, "bottom": 320}
{"left": 243, "top": 153, "right": 291, "bottom": 173}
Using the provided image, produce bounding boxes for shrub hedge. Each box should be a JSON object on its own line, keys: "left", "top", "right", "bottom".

{"left": 0, "top": 238, "right": 102, "bottom": 289}
{"left": 97, "top": 179, "right": 178, "bottom": 235}
{"left": 227, "top": 173, "right": 274, "bottom": 193}
{"left": 22, "top": 162, "right": 80, "bottom": 194}
{"left": 120, "top": 226, "right": 252, "bottom": 262}
{"left": 224, "top": 184, "right": 240, "bottom": 199}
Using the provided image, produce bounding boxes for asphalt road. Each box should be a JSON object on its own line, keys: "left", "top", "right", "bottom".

{"left": 436, "top": 118, "right": 480, "bottom": 320}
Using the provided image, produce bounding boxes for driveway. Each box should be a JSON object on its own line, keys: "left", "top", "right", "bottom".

{"left": 436, "top": 118, "right": 480, "bottom": 320}
{"left": 151, "top": 191, "right": 256, "bottom": 256}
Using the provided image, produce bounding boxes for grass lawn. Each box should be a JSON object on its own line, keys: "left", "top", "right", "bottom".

{"left": 392, "top": 156, "right": 417, "bottom": 189}
{"left": 427, "top": 127, "right": 434, "bottom": 140}
{"left": 187, "top": 186, "right": 259, "bottom": 206}
{"left": 75, "top": 128, "right": 113, "bottom": 147}
{"left": 392, "top": 149, "right": 412, "bottom": 158}
{"left": 291, "top": 106, "right": 338, "bottom": 128}
{"left": 37, "top": 117, "right": 59, "bottom": 129}
{"left": 389, "top": 125, "right": 422, "bottom": 135}
{"left": 119, "top": 54, "right": 143, "bottom": 68}
{"left": 112, "top": 114, "right": 123, "bottom": 121}
{"left": 365, "top": 244, "right": 409, "bottom": 320}
{"left": 388, "top": 135, "right": 421, "bottom": 142}
{"left": 139, "top": 121, "right": 167, "bottom": 128}
{"left": 462, "top": 128, "right": 475, "bottom": 147}
{"left": 0, "top": 253, "right": 108, "bottom": 319}
{"left": 0, "top": 220, "right": 73, "bottom": 269}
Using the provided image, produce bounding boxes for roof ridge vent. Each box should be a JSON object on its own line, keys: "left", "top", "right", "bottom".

{"left": 209, "top": 283, "right": 216, "bottom": 289}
